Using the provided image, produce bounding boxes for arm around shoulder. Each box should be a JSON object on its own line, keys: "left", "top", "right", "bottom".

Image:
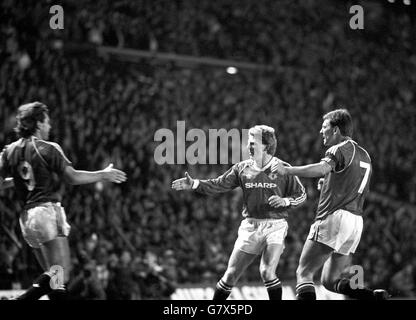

{"left": 286, "top": 161, "right": 332, "bottom": 178}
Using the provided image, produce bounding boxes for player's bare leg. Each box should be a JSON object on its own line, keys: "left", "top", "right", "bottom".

{"left": 320, "top": 252, "right": 351, "bottom": 291}
{"left": 321, "top": 252, "right": 389, "bottom": 300}
{"left": 41, "top": 237, "right": 71, "bottom": 300}
{"left": 33, "top": 247, "right": 49, "bottom": 271}
{"left": 213, "top": 247, "right": 257, "bottom": 300}
{"left": 296, "top": 239, "right": 333, "bottom": 300}
{"left": 40, "top": 236, "right": 71, "bottom": 281}
{"left": 16, "top": 237, "right": 71, "bottom": 300}
{"left": 259, "top": 243, "right": 284, "bottom": 300}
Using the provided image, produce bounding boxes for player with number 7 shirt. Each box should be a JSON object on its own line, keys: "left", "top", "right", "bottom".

{"left": 272, "top": 108, "right": 389, "bottom": 300}
{"left": 0, "top": 102, "right": 127, "bottom": 300}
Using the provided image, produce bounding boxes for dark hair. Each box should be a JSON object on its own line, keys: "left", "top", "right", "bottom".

{"left": 323, "top": 108, "right": 353, "bottom": 137}
{"left": 14, "top": 102, "right": 49, "bottom": 138}
{"left": 249, "top": 125, "right": 277, "bottom": 156}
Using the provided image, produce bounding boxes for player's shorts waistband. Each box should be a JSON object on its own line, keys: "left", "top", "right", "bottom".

{"left": 315, "top": 208, "right": 361, "bottom": 221}
{"left": 24, "top": 201, "right": 62, "bottom": 211}
{"left": 245, "top": 217, "right": 286, "bottom": 225}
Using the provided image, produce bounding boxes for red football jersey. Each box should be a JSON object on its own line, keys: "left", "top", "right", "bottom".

{"left": 194, "top": 157, "right": 306, "bottom": 219}
{"left": 316, "top": 139, "right": 372, "bottom": 220}
{"left": 0, "top": 137, "right": 72, "bottom": 209}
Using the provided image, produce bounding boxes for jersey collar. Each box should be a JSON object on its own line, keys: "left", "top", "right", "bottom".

{"left": 251, "top": 156, "right": 274, "bottom": 171}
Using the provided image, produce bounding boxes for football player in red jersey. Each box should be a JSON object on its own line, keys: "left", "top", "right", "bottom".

{"left": 273, "top": 109, "right": 388, "bottom": 300}
{"left": 0, "top": 102, "right": 127, "bottom": 300}
{"left": 172, "top": 125, "right": 306, "bottom": 300}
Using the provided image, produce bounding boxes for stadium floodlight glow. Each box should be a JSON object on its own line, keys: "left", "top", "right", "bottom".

{"left": 387, "top": 0, "right": 395, "bottom": 3}
{"left": 403, "top": 0, "right": 411, "bottom": 5}
{"left": 226, "top": 66, "right": 238, "bottom": 74}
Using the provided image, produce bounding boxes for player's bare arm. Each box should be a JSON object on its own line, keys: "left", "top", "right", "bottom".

{"left": 171, "top": 172, "right": 194, "bottom": 191}
{"left": 64, "top": 163, "right": 127, "bottom": 185}
{"left": 272, "top": 161, "right": 332, "bottom": 178}
{"left": 0, "top": 177, "right": 14, "bottom": 189}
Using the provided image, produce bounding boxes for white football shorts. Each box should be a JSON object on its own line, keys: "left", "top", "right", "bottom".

{"left": 19, "top": 202, "right": 71, "bottom": 248}
{"left": 307, "top": 209, "right": 363, "bottom": 255}
{"left": 234, "top": 218, "right": 288, "bottom": 255}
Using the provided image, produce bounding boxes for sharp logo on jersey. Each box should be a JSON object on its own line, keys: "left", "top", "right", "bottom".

{"left": 268, "top": 173, "right": 278, "bottom": 180}
{"left": 245, "top": 182, "right": 277, "bottom": 188}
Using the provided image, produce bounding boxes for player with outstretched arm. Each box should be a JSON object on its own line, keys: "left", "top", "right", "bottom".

{"left": 0, "top": 102, "right": 127, "bottom": 300}
{"left": 172, "top": 125, "right": 306, "bottom": 300}
{"left": 272, "top": 108, "right": 388, "bottom": 300}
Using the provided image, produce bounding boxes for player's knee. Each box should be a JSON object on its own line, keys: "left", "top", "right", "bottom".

{"left": 320, "top": 274, "right": 337, "bottom": 292}
{"left": 259, "top": 265, "right": 275, "bottom": 281}
{"left": 223, "top": 267, "right": 239, "bottom": 284}
{"left": 321, "top": 278, "right": 336, "bottom": 292}
{"left": 296, "top": 265, "right": 312, "bottom": 281}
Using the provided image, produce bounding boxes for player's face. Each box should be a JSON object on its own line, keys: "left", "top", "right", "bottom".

{"left": 247, "top": 134, "right": 266, "bottom": 160}
{"left": 38, "top": 114, "right": 51, "bottom": 140}
{"left": 320, "top": 119, "right": 336, "bottom": 146}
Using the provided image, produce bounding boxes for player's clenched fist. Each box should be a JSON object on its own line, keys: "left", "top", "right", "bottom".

{"left": 268, "top": 195, "right": 286, "bottom": 208}
{"left": 171, "top": 172, "right": 194, "bottom": 190}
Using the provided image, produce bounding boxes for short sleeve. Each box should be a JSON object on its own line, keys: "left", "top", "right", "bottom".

{"left": 321, "top": 145, "right": 345, "bottom": 172}
{"left": 45, "top": 143, "right": 72, "bottom": 175}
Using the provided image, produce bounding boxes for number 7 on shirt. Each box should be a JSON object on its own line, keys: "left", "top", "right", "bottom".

{"left": 358, "top": 161, "right": 371, "bottom": 194}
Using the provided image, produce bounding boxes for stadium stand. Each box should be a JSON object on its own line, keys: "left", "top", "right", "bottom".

{"left": 0, "top": 0, "right": 415, "bottom": 299}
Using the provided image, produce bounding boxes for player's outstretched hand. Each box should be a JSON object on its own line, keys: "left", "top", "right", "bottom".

{"left": 171, "top": 172, "right": 194, "bottom": 191}
{"left": 271, "top": 160, "right": 287, "bottom": 175}
{"left": 102, "top": 163, "right": 127, "bottom": 183}
{"left": 268, "top": 195, "right": 286, "bottom": 208}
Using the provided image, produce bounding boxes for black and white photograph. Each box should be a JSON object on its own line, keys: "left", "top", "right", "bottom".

{"left": 0, "top": 0, "right": 415, "bottom": 314}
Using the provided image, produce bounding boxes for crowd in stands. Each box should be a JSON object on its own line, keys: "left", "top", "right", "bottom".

{"left": 1, "top": 0, "right": 415, "bottom": 299}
